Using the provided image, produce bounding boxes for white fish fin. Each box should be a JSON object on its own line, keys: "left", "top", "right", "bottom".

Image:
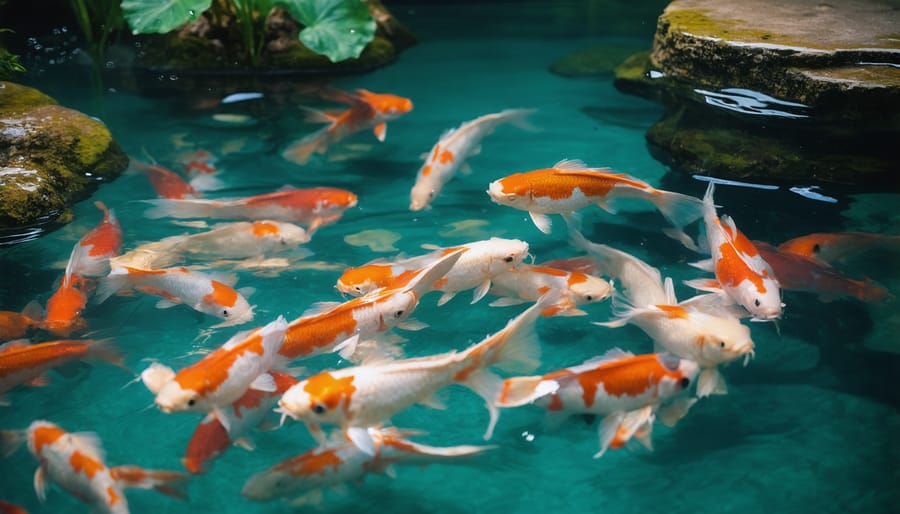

{"left": 70, "top": 431, "right": 106, "bottom": 461}
{"left": 418, "top": 392, "right": 448, "bottom": 410}
{"left": 213, "top": 406, "right": 232, "bottom": 433}
{"left": 683, "top": 277, "right": 723, "bottom": 294}
{"left": 289, "top": 489, "right": 324, "bottom": 507}
{"left": 721, "top": 215, "right": 739, "bottom": 242}
{"left": 237, "top": 286, "right": 256, "bottom": 299}
{"left": 657, "top": 396, "right": 698, "bottom": 427}
{"left": 663, "top": 277, "right": 678, "bottom": 305}
{"left": 662, "top": 227, "right": 701, "bottom": 253}
{"left": 529, "top": 211, "right": 553, "bottom": 234}
{"left": 650, "top": 190, "right": 705, "bottom": 229}
{"left": 281, "top": 124, "right": 330, "bottom": 165}
{"left": 496, "top": 377, "right": 558, "bottom": 407}
{"left": 334, "top": 334, "right": 361, "bottom": 361}
{"left": 679, "top": 292, "right": 746, "bottom": 318}
{"left": 300, "top": 301, "right": 342, "bottom": 318}
{"left": 561, "top": 211, "right": 583, "bottom": 233}
{"left": 489, "top": 297, "right": 528, "bottom": 307}
{"left": 460, "top": 368, "right": 504, "bottom": 440}
{"left": 460, "top": 162, "right": 472, "bottom": 175}
{"left": 373, "top": 122, "right": 387, "bottom": 142}
{"left": 555, "top": 307, "right": 588, "bottom": 317}
{"left": 382, "top": 464, "right": 398, "bottom": 480}
{"left": 552, "top": 158, "right": 590, "bottom": 171}
{"left": 0, "top": 429, "right": 26, "bottom": 457}
{"left": 418, "top": 151, "right": 429, "bottom": 161}
{"left": 500, "top": 108, "right": 539, "bottom": 131}
{"left": 436, "top": 291, "right": 457, "bottom": 306}
{"left": 93, "top": 267, "right": 130, "bottom": 304}
{"left": 395, "top": 318, "right": 428, "bottom": 331}
{"left": 249, "top": 373, "right": 276, "bottom": 393}
{"left": 233, "top": 437, "right": 255, "bottom": 451}
{"left": 696, "top": 367, "right": 728, "bottom": 397}
{"left": 485, "top": 298, "right": 547, "bottom": 374}
{"left": 34, "top": 465, "right": 48, "bottom": 502}
{"left": 404, "top": 248, "right": 464, "bottom": 300}
{"left": 347, "top": 426, "right": 377, "bottom": 456}
{"left": 471, "top": 280, "right": 491, "bottom": 304}
{"left": 155, "top": 298, "right": 179, "bottom": 309}
{"left": 188, "top": 174, "right": 225, "bottom": 192}
{"left": 470, "top": 145, "right": 482, "bottom": 156}
{"left": 595, "top": 412, "right": 625, "bottom": 459}
{"left": 22, "top": 300, "right": 45, "bottom": 321}
{"left": 141, "top": 362, "right": 175, "bottom": 395}
{"left": 688, "top": 258, "right": 715, "bottom": 272}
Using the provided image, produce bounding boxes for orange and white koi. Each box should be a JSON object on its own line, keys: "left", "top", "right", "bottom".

{"left": 409, "top": 109, "right": 535, "bottom": 211}
{"left": 0, "top": 339, "right": 122, "bottom": 402}
{"left": 487, "top": 159, "right": 703, "bottom": 236}
{"left": 755, "top": 241, "right": 888, "bottom": 302}
{"left": 140, "top": 316, "right": 288, "bottom": 422}
{"left": 67, "top": 202, "right": 123, "bottom": 278}
{"left": 42, "top": 272, "right": 90, "bottom": 337}
{"left": 337, "top": 238, "right": 530, "bottom": 305}
{"left": 143, "top": 187, "right": 358, "bottom": 233}
{"left": 497, "top": 350, "right": 699, "bottom": 457}
{"left": 282, "top": 89, "right": 413, "bottom": 165}
{"left": 687, "top": 183, "right": 782, "bottom": 321}
{"left": 119, "top": 221, "right": 310, "bottom": 269}
{"left": 182, "top": 371, "right": 298, "bottom": 474}
{"left": 279, "top": 250, "right": 463, "bottom": 362}
{"left": 276, "top": 297, "right": 547, "bottom": 454}
{"left": 777, "top": 231, "right": 900, "bottom": 266}
{"left": 1, "top": 420, "right": 187, "bottom": 514}
{"left": 488, "top": 264, "right": 612, "bottom": 316}
{"left": 242, "top": 426, "right": 493, "bottom": 504}
{"left": 132, "top": 161, "right": 199, "bottom": 200}
{"left": 96, "top": 265, "right": 254, "bottom": 326}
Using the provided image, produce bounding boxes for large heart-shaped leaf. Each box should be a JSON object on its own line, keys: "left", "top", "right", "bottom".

{"left": 279, "top": 0, "right": 376, "bottom": 62}
{"left": 122, "top": 0, "right": 212, "bottom": 34}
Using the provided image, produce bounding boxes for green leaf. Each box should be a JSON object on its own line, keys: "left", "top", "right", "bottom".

{"left": 121, "top": 0, "right": 212, "bottom": 34}
{"left": 279, "top": 0, "right": 376, "bottom": 62}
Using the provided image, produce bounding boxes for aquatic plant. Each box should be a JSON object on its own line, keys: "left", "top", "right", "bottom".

{"left": 0, "top": 30, "right": 26, "bottom": 80}
{"left": 69, "top": 0, "right": 125, "bottom": 65}
{"left": 121, "top": 0, "right": 376, "bottom": 64}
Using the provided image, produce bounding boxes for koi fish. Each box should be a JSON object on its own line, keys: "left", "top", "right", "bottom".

{"left": 242, "top": 426, "right": 493, "bottom": 505}
{"left": 409, "top": 109, "right": 535, "bottom": 211}
{"left": 68, "top": 202, "right": 123, "bottom": 278}
{"left": 95, "top": 265, "right": 254, "bottom": 326}
{"left": 276, "top": 296, "right": 548, "bottom": 455}
{"left": 0, "top": 501, "right": 27, "bottom": 514}
{"left": 497, "top": 350, "right": 699, "bottom": 457}
{"left": 336, "top": 238, "right": 530, "bottom": 305}
{"left": 754, "top": 241, "right": 888, "bottom": 302}
{"left": 777, "top": 231, "right": 900, "bottom": 266}
{"left": 42, "top": 273, "right": 90, "bottom": 337}
{"left": 686, "top": 183, "right": 782, "bottom": 321}
{"left": 487, "top": 159, "right": 703, "bottom": 237}
{"left": 179, "top": 150, "right": 223, "bottom": 192}
{"left": 0, "top": 339, "right": 122, "bottom": 402}
{"left": 118, "top": 221, "right": 311, "bottom": 269}
{"left": 282, "top": 89, "right": 413, "bottom": 165}
{"left": 0, "top": 302, "right": 42, "bottom": 342}
{"left": 143, "top": 187, "right": 358, "bottom": 234}
{"left": 488, "top": 264, "right": 612, "bottom": 316}
{"left": 279, "top": 249, "right": 463, "bottom": 362}
{"left": 182, "top": 371, "right": 298, "bottom": 474}
{"left": 577, "top": 231, "right": 753, "bottom": 396}
{"left": 132, "top": 161, "right": 199, "bottom": 200}
{"left": 1, "top": 420, "right": 187, "bottom": 514}
{"left": 140, "top": 316, "right": 288, "bottom": 423}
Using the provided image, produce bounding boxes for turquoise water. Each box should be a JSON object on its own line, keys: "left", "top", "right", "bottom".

{"left": 2, "top": 3, "right": 900, "bottom": 513}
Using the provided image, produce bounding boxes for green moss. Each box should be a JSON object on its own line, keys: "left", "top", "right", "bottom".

{"left": 0, "top": 81, "right": 56, "bottom": 111}
{"left": 140, "top": 34, "right": 229, "bottom": 69}
{"left": 615, "top": 51, "right": 653, "bottom": 82}
{"left": 264, "top": 35, "right": 396, "bottom": 71}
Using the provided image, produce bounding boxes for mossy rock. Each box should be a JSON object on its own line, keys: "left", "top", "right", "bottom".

{"left": 262, "top": 36, "right": 397, "bottom": 73}
{"left": 0, "top": 82, "right": 128, "bottom": 237}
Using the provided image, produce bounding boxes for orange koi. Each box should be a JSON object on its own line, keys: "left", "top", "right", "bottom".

{"left": 777, "top": 231, "right": 900, "bottom": 266}
{"left": 68, "top": 201, "right": 122, "bottom": 278}
{"left": 132, "top": 161, "right": 199, "bottom": 200}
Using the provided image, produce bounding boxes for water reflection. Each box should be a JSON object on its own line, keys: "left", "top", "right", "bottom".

{"left": 693, "top": 87, "right": 810, "bottom": 119}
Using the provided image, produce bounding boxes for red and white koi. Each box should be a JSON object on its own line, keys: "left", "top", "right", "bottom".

{"left": 1, "top": 420, "right": 187, "bottom": 514}
{"left": 687, "top": 183, "right": 782, "bottom": 321}
{"left": 488, "top": 263, "right": 612, "bottom": 316}
{"left": 0, "top": 339, "right": 122, "bottom": 402}
{"left": 276, "top": 297, "right": 547, "bottom": 454}
{"left": 143, "top": 187, "right": 358, "bottom": 233}
{"left": 179, "top": 150, "right": 223, "bottom": 192}
{"left": 279, "top": 250, "right": 463, "bottom": 363}
{"left": 140, "top": 316, "right": 288, "bottom": 422}
{"left": 242, "top": 426, "right": 493, "bottom": 504}
{"left": 67, "top": 201, "right": 123, "bottom": 278}
{"left": 282, "top": 89, "right": 414, "bottom": 165}
{"left": 487, "top": 159, "right": 703, "bottom": 237}
{"left": 409, "top": 109, "right": 535, "bottom": 211}
{"left": 132, "top": 161, "right": 199, "bottom": 200}
{"left": 497, "top": 350, "right": 699, "bottom": 457}
{"left": 182, "top": 371, "right": 298, "bottom": 474}
{"left": 96, "top": 265, "right": 254, "bottom": 326}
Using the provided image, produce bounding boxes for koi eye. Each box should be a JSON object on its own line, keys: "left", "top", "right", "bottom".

{"left": 812, "top": 244, "right": 821, "bottom": 253}
{"left": 585, "top": 295, "right": 593, "bottom": 301}
{"left": 504, "top": 256, "right": 514, "bottom": 263}
{"left": 223, "top": 310, "right": 229, "bottom": 317}
{"left": 394, "top": 310, "right": 404, "bottom": 318}
{"left": 719, "top": 341, "right": 726, "bottom": 348}
{"left": 680, "top": 377, "right": 690, "bottom": 389}
{"left": 188, "top": 399, "right": 195, "bottom": 407}
{"left": 754, "top": 299, "right": 761, "bottom": 307}
{"left": 354, "top": 286, "right": 362, "bottom": 292}
{"left": 312, "top": 404, "right": 326, "bottom": 415}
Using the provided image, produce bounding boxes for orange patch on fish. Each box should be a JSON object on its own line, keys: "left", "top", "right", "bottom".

{"left": 32, "top": 424, "right": 66, "bottom": 453}
{"left": 69, "top": 450, "right": 105, "bottom": 479}
{"left": 547, "top": 393, "right": 564, "bottom": 411}
{"left": 496, "top": 168, "right": 652, "bottom": 201}
{"left": 281, "top": 307, "right": 359, "bottom": 359}
{"left": 173, "top": 332, "right": 266, "bottom": 394}
{"left": 277, "top": 448, "right": 344, "bottom": 477}
{"left": 654, "top": 304, "right": 690, "bottom": 319}
{"left": 716, "top": 243, "right": 767, "bottom": 293}
{"left": 567, "top": 272, "right": 589, "bottom": 286}
{"left": 528, "top": 265, "right": 569, "bottom": 277}
{"left": 183, "top": 416, "right": 230, "bottom": 474}
{"left": 577, "top": 354, "right": 676, "bottom": 406}
{"left": 303, "top": 372, "right": 356, "bottom": 412}
{"left": 438, "top": 149, "right": 454, "bottom": 164}
{"left": 421, "top": 164, "right": 432, "bottom": 177}
{"left": 203, "top": 280, "right": 239, "bottom": 308}
{"left": 251, "top": 222, "right": 280, "bottom": 237}
{"left": 107, "top": 486, "right": 121, "bottom": 506}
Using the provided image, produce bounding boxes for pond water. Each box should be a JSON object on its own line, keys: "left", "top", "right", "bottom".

{"left": 2, "top": 2, "right": 899, "bottom": 513}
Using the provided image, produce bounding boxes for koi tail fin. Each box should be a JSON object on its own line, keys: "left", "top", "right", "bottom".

{"left": 86, "top": 338, "right": 126, "bottom": 370}
{"left": 143, "top": 199, "right": 215, "bottom": 220}
{"left": 596, "top": 406, "right": 655, "bottom": 459}
{"left": 281, "top": 124, "right": 330, "bottom": 165}
{"left": 93, "top": 267, "right": 130, "bottom": 304}
{"left": 0, "top": 429, "right": 26, "bottom": 458}
{"left": 500, "top": 108, "right": 539, "bottom": 132}
{"left": 111, "top": 466, "right": 190, "bottom": 500}
{"left": 650, "top": 189, "right": 704, "bottom": 238}
{"left": 389, "top": 439, "right": 496, "bottom": 466}
{"left": 496, "top": 376, "right": 558, "bottom": 408}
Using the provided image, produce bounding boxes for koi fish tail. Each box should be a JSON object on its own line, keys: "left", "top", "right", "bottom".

{"left": 281, "top": 125, "right": 330, "bottom": 165}
{"left": 390, "top": 440, "right": 496, "bottom": 466}
{"left": 0, "top": 429, "right": 26, "bottom": 458}
{"left": 182, "top": 414, "right": 230, "bottom": 474}
{"left": 496, "top": 375, "right": 558, "bottom": 408}
{"left": 499, "top": 108, "right": 539, "bottom": 132}
{"left": 143, "top": 199, "right": 215, "bottom": 220}
{"left": 111, "top": 465, "right": 190, "bottom": 500}
{"left": 853, "top": 279, "right": 889, "bottom": 303}
{"left": 648, "top": 190, "right": 704, "bottom": 250}
{"left": 93, "top": 267, "right": 131, "bottom": 304}
{"left": 86, "top": 338, "right": 126, "bottom": 369}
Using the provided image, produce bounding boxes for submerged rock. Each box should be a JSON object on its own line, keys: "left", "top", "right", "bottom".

{"left": 614, "top": 0, "right": 899, "bottom": 188}
{"left": 0, "top": 82, "right": 128, "bottom": 241}
{"left": 550, "top": 44, "right": 643, "bottom": 77}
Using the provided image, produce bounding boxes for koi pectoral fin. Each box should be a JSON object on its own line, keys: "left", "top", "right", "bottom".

{"left": 373, "top": 122, "right": 387, "bottom": 142}
{"left": 696, "top": 367, "right": 728, "bottom": 397}
{"left": 347, "top": 426, "right": 377, "bottom": 456}
{"left": 529, "top": 212, "right": 553, "bottom": 234}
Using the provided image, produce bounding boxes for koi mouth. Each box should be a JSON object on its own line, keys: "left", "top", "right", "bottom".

{"left": 274, "top": 403, "right": 298, "bottom": 423}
